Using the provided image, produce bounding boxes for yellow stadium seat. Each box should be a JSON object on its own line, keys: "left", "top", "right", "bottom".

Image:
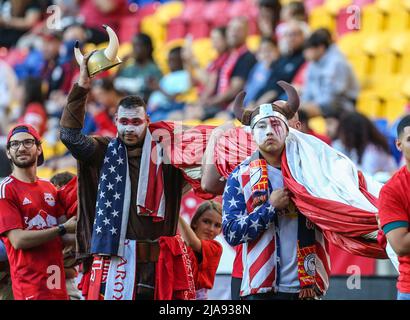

{"left": 337, "top": 32, "right": 366, "bottom": 58}
{"left": 399, "top": 54, "right": 410, "bottom": 74}
{"left": 390, "top": 32, "right": 410, "bottom": 55}
{"left": 361, "top": 5, "right": 386, "bottom": 32}
{"left": 366, "top": 75, "right": 406, "bottom": 97}
{"left": 182, "top": 119, "right": 202, "bottom": 127}
{"left": 202, "top": 118, "right": 227, "bottom": 126}
{"left": 324, "top": 0, "right": 352, "bottom": 15}
{"left": 154, "top": 1, "right": 184, "bottom": 25}
{"left": 347, "top": 54, "right": 370, "bottom": 83}
{"left": 192, "top": 38, "right": 217, "bottom": 68}
{"left": 375, "top": 0, "right": 404, "bottom": 12}
{"left": 309, "top": 116, "right": 327, "bottom": 135}
{"left": 176, "top": 88, "right": 198, "bottom": 104}
{"left": 385, "top": 9, "right": 410, "bottom": 32}
{"left": 140, "top": 15, "right": 166, "bottom": 45}
{"left": 246, "top": 35, "right": 261, "bottom": 53}
{"left": 280, "top": 0, "right": 302, "bottom": 5}
{"left": 361, "top": 33, "right": 389, "bottom": 56}
{"left": 385, "top": 96, "right": 408, "bottom": 123}
{"left": 42, "top": 141, "right": 68, "bottom": 160}
{"left": 402, "top": 77, "right": 410, "bottom": 98}
{"left": 371, "top": 52, "right": 397, "bottom": 76}
{"left": 309, "top": 6, "right": 336, "bottom": 33}
{"left": 37, "top": 167, "right": 55, "bottom": 180}
{"left": 356, "top": 91, "right": 384, "bottom": 118}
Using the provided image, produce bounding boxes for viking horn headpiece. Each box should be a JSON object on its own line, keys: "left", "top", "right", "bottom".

{"left": 233, "top": 80, "right": 300, "bottom": 128}
{"left": 74, "top": 25, "right": 122, "bottom": 77}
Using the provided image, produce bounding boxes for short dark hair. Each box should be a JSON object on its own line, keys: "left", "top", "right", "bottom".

{"left": 169, "top": 46, "right": 182, "bottom": 57}
{"left": 297, "top": 109, "right": 309, "bottom": 124}
{"left": 133, "top": 33, "right": 154, "bottom": 61}
{"left": 50, "top": 171, "right": 75, "bottom": 188}
{"left": 397, "top": 115, "right": 410, "bottom": 137}
{"left": 118, "top": 95, "right": 146, "bottom": 110}
{"left": 304, "top": 28, "right": 332, "bottom": 50}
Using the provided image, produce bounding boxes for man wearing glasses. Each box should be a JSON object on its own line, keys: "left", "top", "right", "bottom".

{"left": 0, "top": 124, "right": 77, "bottom": 300}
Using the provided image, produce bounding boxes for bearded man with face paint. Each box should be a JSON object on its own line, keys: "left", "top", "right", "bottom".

{"left": 60, "top": 53, "right": 187, "bottom": 300}
{"left": 222, "top": 82, "right": 329, "bottom": 300}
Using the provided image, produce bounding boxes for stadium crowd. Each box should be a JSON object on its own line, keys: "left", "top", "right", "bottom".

{"left": 0, "top": 0, "right": 409, "bottom": 301}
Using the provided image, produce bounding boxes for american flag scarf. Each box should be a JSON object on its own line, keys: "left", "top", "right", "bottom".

{"left": 90, "top": 134, "right": 166, "bottom": 257}
{"left": 91, "top": 138, "right": 131, "bottom": 257}
{"left": 245, "top": 152, "right": 320, "bottom": 293}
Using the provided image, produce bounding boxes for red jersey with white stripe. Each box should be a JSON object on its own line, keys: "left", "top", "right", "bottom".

{"left": 0, "top": 176, "right": 68, "bottom": 300}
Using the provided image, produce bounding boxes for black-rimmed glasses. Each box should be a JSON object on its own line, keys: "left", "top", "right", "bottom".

{"left": 8, "top": 139, "right": 36, "bottom": 150}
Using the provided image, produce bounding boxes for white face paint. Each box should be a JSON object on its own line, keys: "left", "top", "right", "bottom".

{"left": 116, "top": 106, "right": 147, "bottom": 137}
{"left": 252, "top": 117, "right": 287, "bottom": 147}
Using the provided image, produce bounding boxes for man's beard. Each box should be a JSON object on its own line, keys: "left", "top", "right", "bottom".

{"left": 11, "top": 154, "right": 37, "bottom": 168}
{"left": 119, "top": 133, "right": 144, "bottom": 148}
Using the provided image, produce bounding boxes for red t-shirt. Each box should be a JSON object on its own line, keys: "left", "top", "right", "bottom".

{"left": 379, "top": 166, "right": 410, "bottom": 293}
{"left": 93, "top": 111, "right": 117, "bottom": 138}
{"left": 57, "top": 176, "right": 78, "bottom": 219}
{"left": 191, "top": 239, "right": 222, "bottom": 290}
{"left": 0, "top": 176, "right": 68, "bottom": 300}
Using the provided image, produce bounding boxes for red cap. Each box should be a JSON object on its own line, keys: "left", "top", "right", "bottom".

{"left": 7, "top": 124, "right": 44, "bottom": 166}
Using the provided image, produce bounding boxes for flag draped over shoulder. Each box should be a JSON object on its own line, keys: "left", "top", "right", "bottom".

{"left": 148, "top": 121, "right": 215, "bottom": 199}
{"left": 142, "top": 122, "right": 386, "bottom": 258}
{"left": 212, "top": 127, "right": 387, "bottom": 259}
{"left": 282, "top": 129, "right": 386, "bottom": 259}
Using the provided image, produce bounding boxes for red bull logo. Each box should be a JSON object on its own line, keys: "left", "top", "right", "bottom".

{"left": 24, "top": 210, "right": 57, "bottom": 230}
{"left": 44, "top": 193, "right": 55, "bottom": 207}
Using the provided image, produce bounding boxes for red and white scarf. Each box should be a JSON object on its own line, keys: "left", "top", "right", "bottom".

{"left": 137, "top": 129, "right": 166, "bottom": 220}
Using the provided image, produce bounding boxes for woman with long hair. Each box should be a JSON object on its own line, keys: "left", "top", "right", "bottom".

{"left": 178, "top": 200, "right": 223, "bottom": 300}
{"left": 333, "top": 111, "right": 397, "bottom": 175}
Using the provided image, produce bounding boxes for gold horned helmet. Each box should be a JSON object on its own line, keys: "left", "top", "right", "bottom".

{"left": 233, "top": 81, "right": 300, "bottom": 129}
{"left": 74, "top": 25, "right": 122, "bottom": 77}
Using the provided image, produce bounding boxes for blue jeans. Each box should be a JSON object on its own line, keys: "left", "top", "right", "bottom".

{"left": 397, "top": 291, "right": 410, "bottom": 300}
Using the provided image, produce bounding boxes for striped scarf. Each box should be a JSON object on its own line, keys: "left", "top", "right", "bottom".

{"left": 90, "top": 132, "right": 166, "bottom": 257}
{"left": 246, "top": 152, "right": 318, "bottom": 292}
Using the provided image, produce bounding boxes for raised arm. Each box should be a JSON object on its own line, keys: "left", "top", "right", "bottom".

{"left": 201, "top": 122, "right": 235, "bottom": 195}
{"left": 178, "top": 216, "right": 202, "bottom": 253}
{"left": 60, "top": 51, "right": 100, "bottom": 162}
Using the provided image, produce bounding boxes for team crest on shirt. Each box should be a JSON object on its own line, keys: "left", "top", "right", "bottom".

{"left": 24, "top": 210, "right": 57, "bottom": 230}
{"left": 44, "top": 193, "right": 55, "bottom": 207}
{"left": 304, "top": 253, "right": 316, "bottom": 276}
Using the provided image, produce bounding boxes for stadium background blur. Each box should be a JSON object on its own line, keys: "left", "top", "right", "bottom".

{"left": 1, "top": 0, "right": 409, "bottom": 299}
